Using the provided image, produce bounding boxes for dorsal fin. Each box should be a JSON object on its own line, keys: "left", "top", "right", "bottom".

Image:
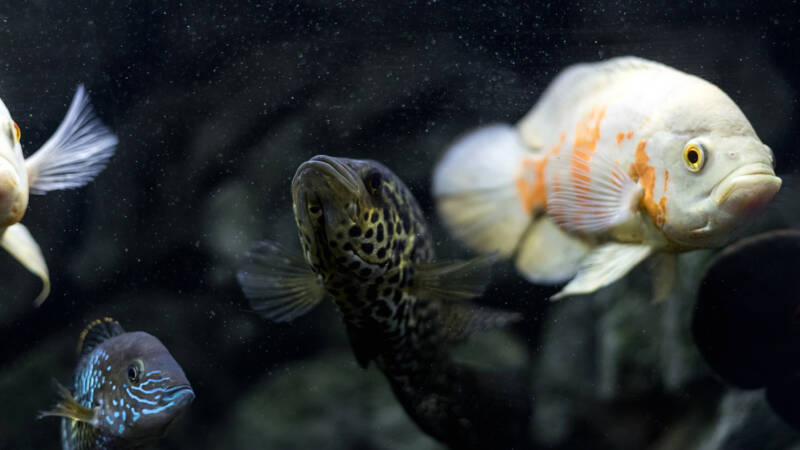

{"left": 518, "top": 56, "right": 668, "bottom": 148}
{"left": 76, "top": 317, "right": 125, "bottom": 357}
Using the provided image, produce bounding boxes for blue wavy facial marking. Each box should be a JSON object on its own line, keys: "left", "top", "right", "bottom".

{"left": 113, "top": 371, "right": 194, "bottom": 433}
{"left": 74, "top": 350, "right": 193, "bottom": 441}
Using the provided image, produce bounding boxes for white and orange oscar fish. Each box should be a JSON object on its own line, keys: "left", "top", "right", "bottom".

{"left": 0, "top": 85, "right": 117, "bottom": 305}
{"left": 433, "top": 57, "right": 781, "bottom": 300}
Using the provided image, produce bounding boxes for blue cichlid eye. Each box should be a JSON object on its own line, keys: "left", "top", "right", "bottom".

{"left": 127, "top": 363, "right": 141, "bottom": 383}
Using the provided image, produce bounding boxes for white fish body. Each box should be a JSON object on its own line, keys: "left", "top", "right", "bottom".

{"left": 433, "top": 57, "right": 781, "bottom": 300}
{"left": 0, "top": 85, "right": 117, "bottom": 305}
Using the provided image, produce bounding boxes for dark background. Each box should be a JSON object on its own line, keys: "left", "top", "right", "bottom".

{"left": 1, "top": 1, "right": 799, "bottom": 449}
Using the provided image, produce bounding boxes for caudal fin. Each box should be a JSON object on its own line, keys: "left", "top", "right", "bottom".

{"left": 25, "top": 84, "right": 117, "bottom": 194}
{"left": 432, "top": 124, "right": 532, "bottom": 257}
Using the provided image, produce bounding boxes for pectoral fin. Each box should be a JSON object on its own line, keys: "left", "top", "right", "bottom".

{"left": 552, "top": 242, "right": 652, "bottom": 300}
{"left": 547, "top": 149, "right": 643, "bottom": 233}
{"left": 236, "top": 240, "right": 326, "bottom": 322}
{"left": 0, "top": 223, "right": 50, "bottom": 306}
{"left": 25, "top": 85, "right": 117, "bottom": 194}
{"left": 438, "top": 302, "right": 522, "bottom": 342}
{"left": 411, "top": 253, "right": 497, "bottom": 303}
{"left": 38, "top": 380, "right": 97, "bottom": 425}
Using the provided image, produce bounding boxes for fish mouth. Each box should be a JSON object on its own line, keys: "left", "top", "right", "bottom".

{"left": 155, "top": 385, "right": 194, "bottom": 437}
{"left": 161, "top": 384, "right": 195, "bottom": 408}
{"left": 711, "top": 163, "right": 781, "bottom": 216}
{"left": 292, "top": 155, "right": 362, "bottom": 198}
{"left": 293, "top": 155, "right": 362, "bottom": 227}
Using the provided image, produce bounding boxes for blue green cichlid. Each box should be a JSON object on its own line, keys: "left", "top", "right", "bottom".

{"left": 238, "top": 155, "right": 531, "bottom": 448}
{"left": 40, "top": 318, "right": 194, "bottom": 450}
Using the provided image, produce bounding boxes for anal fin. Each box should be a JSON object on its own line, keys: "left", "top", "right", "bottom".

{"left": 552, "top": 242, "right": 652, "bottom": 300}
{"left": 237, "top": 240, "right": 326, "bottom": 322}
{"left": 0, "top": 223, "right": 50, "bottom": 306}
{"left": 514, "top": 217, "right": 591, "bottom": 284}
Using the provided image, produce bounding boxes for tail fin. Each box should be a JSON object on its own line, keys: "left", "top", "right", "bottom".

{"left": 432, "top": 124, "right": 532, "bottom": 257}
{"left": 433, "top": 124, "right": 591, "bottom": 285}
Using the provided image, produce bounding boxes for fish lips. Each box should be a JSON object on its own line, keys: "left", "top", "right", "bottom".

{"left": 163, "top": 384, "right": 195, "bottom": 407}
{"left": 156, "top": 385, "right": 195, "bottom": 437}
{"left": 292, "top": 155, "right": 362, "bottom": 198}
{"left": 292, "top": 155, "right": 362, "bottom": 226}
{"left": 711, "top": 163, "right": 781, "bottom": 216}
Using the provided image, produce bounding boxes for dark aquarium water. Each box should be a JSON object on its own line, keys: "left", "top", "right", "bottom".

{"left": 2, "top": 1, "right": 800, "bottom": 449}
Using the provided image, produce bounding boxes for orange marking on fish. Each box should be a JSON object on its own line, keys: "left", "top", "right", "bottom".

{"left": 616, "top": 130, "right": 635, "bottom": 148}
{"left": 663, "top": 169, "right": 669, "bottom": 192}
{"left": 550, "top": 132, "right": 566, "bottom": 155}
{"left": 514, "top": 156, "right": 549, "bottom": 214}
{"left": 570, "top": 106, "right": 606, "bottom": 191}
{"left": 631, "top": 140, "right": 667, "bottom": 228}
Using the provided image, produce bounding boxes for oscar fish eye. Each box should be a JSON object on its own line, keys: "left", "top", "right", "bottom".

{"left": 11, "top": 122, "right": 20, "bottom": 144}
{"left": 5, "top": 121, "right": 20, "bottom": 145}
{"left": 683, "top": 143, "right": 706, "bottom": 172}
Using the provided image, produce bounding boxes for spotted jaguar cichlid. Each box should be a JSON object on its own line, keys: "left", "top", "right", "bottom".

{"left": 238, "top": 155, "right": 532, "bottom": 448}
{"left": 40, "top": 318, "right": 194, "bottom": 450}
